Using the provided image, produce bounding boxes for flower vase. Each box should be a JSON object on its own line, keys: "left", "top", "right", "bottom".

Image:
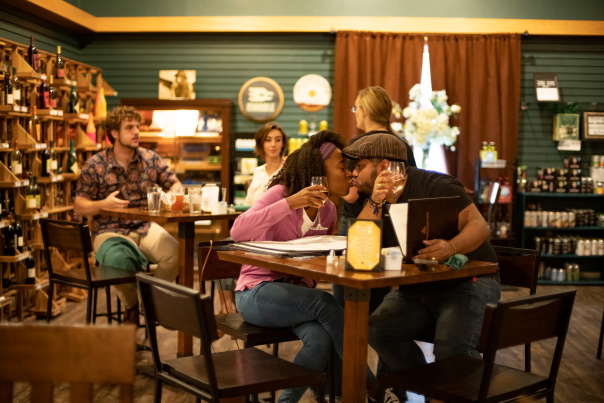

{"left": 421, "top": 148, "right": 430, "bottom": 169}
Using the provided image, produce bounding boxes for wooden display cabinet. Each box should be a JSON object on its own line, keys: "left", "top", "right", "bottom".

{"left": 0, "top": 36, "right": 116, "bottom": 321}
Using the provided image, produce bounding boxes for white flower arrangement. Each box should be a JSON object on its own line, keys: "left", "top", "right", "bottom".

{"left": 392, "top": 84, "right": 461, "bottom": 151}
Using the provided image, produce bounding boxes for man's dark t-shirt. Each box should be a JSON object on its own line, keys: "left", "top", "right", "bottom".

{"left": 383, "top": 168, "right": 498, "bottom": 290}
{"left": 341, "top": 130, "right": 417, "bottom": 221}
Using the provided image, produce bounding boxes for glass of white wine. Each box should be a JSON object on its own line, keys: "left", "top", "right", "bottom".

{"left": 310, "top": 176, "right": 329, "bottom": 230}
{"left": 388, "top": 161, "right": 408, "bottom": 193}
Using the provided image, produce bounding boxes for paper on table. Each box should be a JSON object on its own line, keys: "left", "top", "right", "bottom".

{"left": 240, "top": 235, "right": 347, "bottom": 252}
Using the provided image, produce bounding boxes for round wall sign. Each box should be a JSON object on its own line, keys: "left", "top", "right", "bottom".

{"left": 293, "top": 74, "right": 332, "bottom": 112}
{"left": 238, "top": 77, "right": 284, "bottom": 123}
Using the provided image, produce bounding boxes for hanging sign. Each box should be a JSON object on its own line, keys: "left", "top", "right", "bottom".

{"left": 238, "top": 77, "right": 284, "bottom": 123}
{"left": 293, "top": 74, "right": 332, "bottom": 112}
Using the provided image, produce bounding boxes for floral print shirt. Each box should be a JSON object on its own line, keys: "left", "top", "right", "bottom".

{"left": 76, "top": 147, "right": 179, "bottom": 236}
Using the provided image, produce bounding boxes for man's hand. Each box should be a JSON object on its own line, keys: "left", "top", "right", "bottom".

{"left": 296, "top": 281, "right": 309, "bottom": 288}
{"left": 103, "top": 191, "right": 130, "bottom": 210}
{"left": 416, "top": 239, "right": 456, "bottom": 262}
{"left": 286, "top": 185, "right": 328, "bottom": 210}
{"left": 371, "top": 170, "right": 395, "bottom": 203}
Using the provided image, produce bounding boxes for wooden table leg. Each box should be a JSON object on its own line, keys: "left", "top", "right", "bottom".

{"left": 177, "top": 222, "right": 195, "bottom": 357}
{"left": 342, "top": 287, "right": 371, "bottom": 403}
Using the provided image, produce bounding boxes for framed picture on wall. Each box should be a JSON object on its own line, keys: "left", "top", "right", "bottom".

{"left": 582, "top": 111, "right": 604, "bottom": 141}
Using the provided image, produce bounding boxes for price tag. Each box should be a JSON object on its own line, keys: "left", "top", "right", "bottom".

{"left": 50, "top": 110, "right": 58, "bottom": 116}
{"left": 0, "top": 143, "right": 9, "bottom": 148}
{"left": 21, "top": 106, "right": 28, "bottom": 113}
{"left": 80, "top": 113, "right": 89, "bottom": 120}
{"left": 13, "top": 105, "right": 19, "bottom": 112}
{"left": 0, "top": 296, "right": 5, "bottom": 302}
{"left": 36, "top": 283, "right": 42, "bottom": 290}
{"left": 35, "top": 143, "right": 47, "bottom": 150}
{"left": 41, "top": 212, "right": 48, "bottom": 218}
{"left": 56, "top": 175, "right": 63, "bottom": 181}
{"left": 21, "top": 180, "right": 29, "bottom": 187}
{"left": 33, "top": 214, "right": 39, "bottom": 220}
{"left": 17, "top": 253, "right": 30, "bottom": 261}
{"left": 41, "top": 73, "right": 47, "bottom": 80}
{"left": 57, "top": 110, "right": 63, "bottom": 117}
{"left": 97, "top": 144, "right": 101, "bottom": 149}
{"left": 0, "top": 221, "right": 5, "bottom": 228}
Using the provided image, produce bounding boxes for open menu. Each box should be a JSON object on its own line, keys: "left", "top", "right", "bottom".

{"left": 233, "top": 235, "right": 347, "bottom": 257}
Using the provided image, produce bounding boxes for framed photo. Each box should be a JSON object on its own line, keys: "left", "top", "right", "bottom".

{"left": 159, "top": 70, "right": 196, "bottom": 100}
{"left": 553, "top": 114, "right": 579, "bottom": 141}
{"left": 533, "top": 73, "right": 560, "bottom": 102}
{"left": 582, "top": 111, "right": 604, "bottom": 141}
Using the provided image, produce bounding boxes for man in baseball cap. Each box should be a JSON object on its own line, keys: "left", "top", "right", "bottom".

{"left": 343, "top": 133, "right": 500, "bottom": 403}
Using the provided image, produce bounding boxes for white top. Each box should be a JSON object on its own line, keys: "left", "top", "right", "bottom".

{"left": 244, "top": 164, "right": 282, "bottom": 206}
{"left": 301, "top": 209, "right": 320, "bottom": 236}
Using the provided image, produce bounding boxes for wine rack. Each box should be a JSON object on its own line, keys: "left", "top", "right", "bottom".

{"left": 0, "top": 37, "right": 117, "bottom": 322}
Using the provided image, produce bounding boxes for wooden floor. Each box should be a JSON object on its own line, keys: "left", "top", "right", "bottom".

{"left": 8, "top": 283, "right": 604, "bottom": 403}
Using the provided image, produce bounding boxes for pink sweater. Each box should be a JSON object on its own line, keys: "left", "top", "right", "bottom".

{"left": 232, "top": 184, "right": 336, "bottom": 291}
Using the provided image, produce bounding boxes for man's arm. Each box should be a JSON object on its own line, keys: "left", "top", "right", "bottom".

{"left": 74, "top": 192, "right": 130, "bottom": 216}
{"left": 416, "top": 203, "right": 490, "bottom": 261}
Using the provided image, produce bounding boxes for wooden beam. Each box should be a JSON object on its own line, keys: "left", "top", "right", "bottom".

{"left": 95, "top": 16, "right": 604, "bottom": 36}
{"left": 6, "top": 0, "right": 96, "bottom": 33}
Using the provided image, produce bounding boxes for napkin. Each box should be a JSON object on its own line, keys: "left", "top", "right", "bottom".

{"left": 443, "top": 254, "right": 468, "bottom": 270}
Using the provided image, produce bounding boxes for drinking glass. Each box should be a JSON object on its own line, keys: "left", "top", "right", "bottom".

{"left": 221, "top": 187, "right": 227, "bottom": 203}
{"left": 387, "top": 161, "right": 408, "bottom": 193}
{"left": 189, "top": 187, "right": 203, "bottom": 215}
{"left": 171, "top": 188, "right": 185, "bottom": 212}
{"left": 147, "top": 186, "right": 162, "bottom": 215}
{"left": 310, "top": 176, "right": 329, "bottom": 230}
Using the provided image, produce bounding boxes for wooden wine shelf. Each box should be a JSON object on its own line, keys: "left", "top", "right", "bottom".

{"left": 38, "top": 174, "right": 65, "bottom": 184}
{"left": 0, "top": 251, "right": 32, "bottom": 263}
{"left": 0, "top": 179, "right": 30, "bottom": 188}
{"left": 0, "top": 219, "right": 10, "bottom": 228}
{"left": 44, "top": 205, "right": 75, "bottom": 215}
{"left": 61, "top": 173, "right": 79, "bottom": 181}
{"left": 76, "top": 144, "right": 102, "bottom": 152}
{"left": 11, "top": 278, "right": 49, "bottom": 291}
{"left": 173, "top": 163, "right": 222, "bottom": 172}
{"left": 20, "top": 211, "right": 49, "bottom": 221}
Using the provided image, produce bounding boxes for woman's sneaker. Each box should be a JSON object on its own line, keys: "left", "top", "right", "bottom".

{"left": 367, "top": 389, "right": 403, "bottom": 403}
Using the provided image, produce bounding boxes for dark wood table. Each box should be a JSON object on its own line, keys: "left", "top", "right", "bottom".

{"left": 217, "top": 250, "right": 498, "bottom": 403}
{"left": 98, "top": 207, "right": 240, "bottom": 356}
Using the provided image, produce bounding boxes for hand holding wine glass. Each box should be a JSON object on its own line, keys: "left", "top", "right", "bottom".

{"left": 310, "top": 176, "right": 329, "bottom": 230}
{"left": 387, "top": 161, "right": 408, "bottom": 193}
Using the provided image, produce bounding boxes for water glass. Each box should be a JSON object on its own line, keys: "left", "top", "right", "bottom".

{"left": 147, "top": 186, "right": 162, "bottom": 215}
{"left": 189, "top": 187, "right": 202, "bottom": 215}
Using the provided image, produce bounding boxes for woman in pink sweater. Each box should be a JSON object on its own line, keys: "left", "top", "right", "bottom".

{"left": 231, "top": 131, "right": 376, "bottom": 403}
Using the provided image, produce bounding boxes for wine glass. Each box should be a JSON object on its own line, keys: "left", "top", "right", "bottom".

{"left": 387, "top": 161, "right": 408, "bottom": 193}
{"left": 310, "top": 176, "right": 329, "bottom": 230}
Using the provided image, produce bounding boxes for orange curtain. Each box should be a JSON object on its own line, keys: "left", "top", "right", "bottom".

{"left": 333, "top": 32, "right": 522, "bottom": 189}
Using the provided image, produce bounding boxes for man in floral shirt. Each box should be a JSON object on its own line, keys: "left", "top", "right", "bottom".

{"left": 75, "top": 105, "right": 180, "bottom": 325}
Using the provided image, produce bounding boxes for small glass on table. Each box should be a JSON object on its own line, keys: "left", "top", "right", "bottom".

{"left": 147, "top": 186, "right": 162, "bottom": 215}
{"left": 189, "top": 187, "right": 203, "bottom": 215}
{"left": 171, "top": 188, "right": 185, "bottom": 212}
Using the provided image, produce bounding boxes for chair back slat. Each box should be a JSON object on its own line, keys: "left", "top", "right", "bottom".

{"left": 493, "top": 246, "right": 539, "bottom": 292}
{"left": 0, "top": 325, "right": 136, "bottom": 385}
{"left": 40, "top": 219, "right": 92, "bottom": 254}
{"left": 0, "top": 382, "right": 12, "bottom": 401}
{"left": 70, "top": 383, "right": 93, "bottom": 403}
{"left": 31, "top": 383, "right": 53, "bottom": 403}
{"left": 199, "top": 245, "right": 241, "bottom": 281}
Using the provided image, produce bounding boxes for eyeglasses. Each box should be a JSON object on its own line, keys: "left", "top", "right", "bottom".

{"left": 351, "top": 105, "right": 362, "bottom": 113}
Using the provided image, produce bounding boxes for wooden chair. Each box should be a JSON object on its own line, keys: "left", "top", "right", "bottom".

{"left": 0, "top": 324, "right": 136, "bottom": 402}
{"left": 199, "top": 241, "right": 337, "bottom": 402}
{"left": 597, "top": 305, "right": 604, "bottom": 359}
{"left": 137, "top": 273, "right": 326, "bottom": 403}
{"left": 40, "top": 219, "right": 138, "bottom": 324}
{"left": 415, "top": 246, "right": 539, "bottom": 372}
{"left": 377, "top": 290, "right": 576, "bottom": 403}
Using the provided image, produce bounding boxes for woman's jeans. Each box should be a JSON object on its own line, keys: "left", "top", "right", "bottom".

{"left": 236, "top": 281, "right": 377, "bottom": 403}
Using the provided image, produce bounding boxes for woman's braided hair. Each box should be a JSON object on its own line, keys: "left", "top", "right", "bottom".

{"left": 268, "top": 130, "right": 347, "bottom": 197}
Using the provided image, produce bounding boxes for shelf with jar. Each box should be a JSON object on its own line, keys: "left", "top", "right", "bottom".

{"left": 0, "top": 36, "right": 117, "bottom": 322}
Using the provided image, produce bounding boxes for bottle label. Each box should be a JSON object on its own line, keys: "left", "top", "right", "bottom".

{"left": 43, "top": 92, "right": 50, "bottom": 108}
{"left": 50, "top": 99, "right": 57, "bottom": 108}
{"left": 36, "top": 195, "right": 41, "bottom": 209}
{"left": 33, "top": 54, "right": 38, "bottom": 71}
{"left": 70, "top": 162, "right": 79, "bottom": 174}
{"left": 57, "top": 68, "right": 65, "bottom": 78}
{"left": 14, "top": 234, "right": 18, "bottom": 248}
{"left": 46, "top": 160, "right": 51, "bottom": 173}
{"left": 51, "top": 160, "right": 58, "bottom": 170}
{"left": 13, "top": 89, "right": 20, "bottom": 101}
{"left": 28, "top": 197, "right": 36, "bottom": 209}
{"left": 28, "top": 268, "right": 35, "bottom": 278}
{"left": 12, "top": 163, "right": 22, "bottom": 175}
{"left": 7, "top": 94, "right": 13, "bottom": 105}
{"left": 18, "top": 236, "right": 23, "bottom": 247}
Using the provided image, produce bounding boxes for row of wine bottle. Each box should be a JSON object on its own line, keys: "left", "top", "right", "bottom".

{"left": 2, "top": 214, "right": 35, "bottom": 284}
{"left": 9, "top": 139, "right": 78, "bottom": 179}
{"left": 26, "top": 36, "right": 63, "bottom": 77}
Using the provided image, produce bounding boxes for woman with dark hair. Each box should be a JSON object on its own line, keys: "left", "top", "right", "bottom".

{"left": 231, "top": 130, "right": 376, "bottom": 403}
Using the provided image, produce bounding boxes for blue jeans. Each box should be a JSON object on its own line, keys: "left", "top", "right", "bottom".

{"left": 235, "top": 281, "right": 377, "bottom": 403}
{"left": 368, "top": 277, "right": 500, "bottom": 399}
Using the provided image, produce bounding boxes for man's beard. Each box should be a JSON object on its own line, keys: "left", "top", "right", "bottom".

{"left": 118, "top": 137, "right": 138, "bottom": 151}
{"left": 356, "top": 168, "right": 377, "bottom": 199}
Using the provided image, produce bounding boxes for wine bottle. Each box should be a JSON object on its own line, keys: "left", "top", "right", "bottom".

{"left": 49, "top": 140, "right": 58, "bottom": 174}
{"left": 41, "top": 140, "right": 50, "bottom": 177}
{"left": 28, "top": 36, "right": 38, "bottom": 72}
{"left": 48, "top": 75, "right": 57, "bottom": 109}
{"left": 26, "top": 178, "right": 36, "bottom": 210}
{"left": 67, "top": 140, "right": 78, "bottom": 174}
{"left": 39, "top": 76, "right": 50, "bottom": 109}
{"left": 0, "top": 192, "right": 6, "bottom": 219}
{"left": 34, "top": 176, "right": 41, "bottom": 209}
{"left": 22, "top": 156, "right": 30, "bottom": 180}
{"left": 2, "top": 278, "right": 18, "bottom": 289}
{"left": 95, "top": 87, "right": 107, "bottom": 118}
{"left": 10, "top": 139, "right": 22, "bottom": 179}
{"left": 69, "top": 85, "right": 78, "bottom": 113}
{"left": 7, "top": 194, "right": 14, "bottom": 215}
{"left": 32, "top": 106, "right": 41, "bottom": 141}
{"left": 54, "top": 46, "right": 64, "bottom": 79}
{"left": 86, "top": 112, "right": 96, "bottom": 143}
{"left": 14, "top": 215, "right": 23, "bottom": 253}
{"left": 11, "top": 67, "right": 20, "bottom": 107}
{"left": 5, "top": 218, "right": 15, "bottom": 255}
{"left": 25, "top": 246, "right": 35, "bottom": 284}
{"left": 3, "top": 66, "right": 12, "bottom": 105}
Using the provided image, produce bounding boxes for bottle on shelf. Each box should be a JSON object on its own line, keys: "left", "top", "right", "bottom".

{"left": 41, "top": 140, "right": 51, "bottom": 177}
{"left": 10, "top": 139, "right": 22, "bottom": 179}
{"left": 28, "top": 36, "right": 38, "bottom": 72}
{"left": 95, "top": 87, "right": 107, "bottom": 119}
{"left": 68, "top": 85, "right": 78, "bottom": 113}
{"left": 49, "top": 140, "right": 58, "bottom": 175}
{"left": 5, "top": 217, "right": 15, "bottom": 255}
{"left": 3, "top": 65, "right": 13, "bottom": 105}
{"left": 39, "top": 75, "right": 50, "bottom": 109}
{"left": 34, "top": 176, "right": 41, "bottom": 209}
{"left": 2, "top": 278, "right": 18, "bottom": 289}
{"left": 22, "top": 156, "right": 30, "bottom": 180}
{"left": 31, "top": 106, "right": 41, "bottom": 141}
{"left": 7, "top": 194, "right": 14, "bottom": 215}
{"left": 0, "top": 192, "right": 6, "bottom": 219}
{"left": 48, "top": 75, "right": 57, "bottom": 109}
{"left": 26, "top": 178, "right": 36, "bottom": 210}
{"left": 67, "top": 139, "right": 78, "bottom": 174}
{"left": 14, "top": 214, "right": 23, "bottom": 253}
{"left": 86, "top": 112, "right": 97, "bottom": 143}
{"left": 25, "top": 246, "right": 35, "bottom": 285}
{"left": 54, "top": 46, "right": 64, "bottom": 79}
{"left": 11, "top": 67, "right": 20, "bottom": 107}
